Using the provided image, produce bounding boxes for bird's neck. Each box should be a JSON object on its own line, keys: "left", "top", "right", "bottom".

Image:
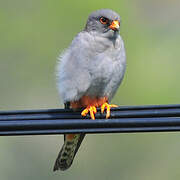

{"left": 93, "top": 34, "right": 120, "bottom": 52}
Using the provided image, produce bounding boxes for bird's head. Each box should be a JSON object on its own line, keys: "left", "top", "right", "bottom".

{"left": 84, "top": 9, "right": 121, "bottom": 39}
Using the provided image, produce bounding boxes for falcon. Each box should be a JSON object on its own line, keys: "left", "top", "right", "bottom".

{"left": 54, "top": 9, "right": 126, "bottom": 171}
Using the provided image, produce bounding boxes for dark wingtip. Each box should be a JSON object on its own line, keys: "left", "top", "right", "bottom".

{"left": 53, "top": 165, "right": 70, "bottom": 172}
{"left": 53, "top": 162, "right": 61, "bottom": 171}
{"left": 53, "top": 157, "right": 71, "bottom": 171}
{"left": 53, "top": 166, "right": 58, "bottom": 172}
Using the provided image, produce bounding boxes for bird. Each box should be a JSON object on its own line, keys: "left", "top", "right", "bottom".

{"left": 54, "top": 9, "right": 126, "bottom": 171}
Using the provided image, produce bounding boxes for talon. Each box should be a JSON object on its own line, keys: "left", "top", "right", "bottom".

{"left": 110, "top": 104, "right": 118, "bottom": 108}
{"left": 89, "top": 107, "right": 95, "bottom": 120}
{"left": 92, "top": 106, "right": 97, "bottom": 113}
{"left": 81, "top": 108, "right": 89, "bottom": 117}
{"left": 81, "top": 106, "right": 97, "bottom": 120}
{"left": 101, "top": 103, "right": 106, "bottom": 114}
{"left": 101, "top": 103, "right": 118, "bottom": 119}
{"left": 106, "top": 104, "right": 110, "bottom": 119}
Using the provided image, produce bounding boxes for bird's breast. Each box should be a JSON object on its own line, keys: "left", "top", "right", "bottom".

{"left": 86, "top": 52, "right": 122, "bottom": 97}
{"left": 82, "top": 34, "right": 126, "bottom": 99}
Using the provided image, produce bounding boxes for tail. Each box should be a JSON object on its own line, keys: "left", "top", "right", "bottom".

{"left": 53, "top": 133, "right": 85, "bottom": 171}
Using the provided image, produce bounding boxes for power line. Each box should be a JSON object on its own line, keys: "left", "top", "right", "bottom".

{"left": 0, "top": 104, "right": 180, "bottom": 136}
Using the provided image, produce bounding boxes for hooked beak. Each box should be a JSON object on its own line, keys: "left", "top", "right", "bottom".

{"left": 109, "top": 20, "right": 120, "bottom": 31}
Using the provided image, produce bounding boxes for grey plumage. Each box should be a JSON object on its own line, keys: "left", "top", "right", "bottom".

{"left": 55, "top": 9, "right": 126, "bottom": 171}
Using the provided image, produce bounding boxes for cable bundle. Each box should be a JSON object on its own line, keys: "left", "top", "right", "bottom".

{"left": 0, "top": 104, "right": 180, "bottom": 136}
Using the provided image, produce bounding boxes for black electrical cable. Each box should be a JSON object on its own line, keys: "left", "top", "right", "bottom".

{"left": 0, "top": 104, "right": 180, "bottom": 136}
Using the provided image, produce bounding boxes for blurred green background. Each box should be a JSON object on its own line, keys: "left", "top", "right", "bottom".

{"left": 1, "top": 0, "right": 180, "bottom": 179}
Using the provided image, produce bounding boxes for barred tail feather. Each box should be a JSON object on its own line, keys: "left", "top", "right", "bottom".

{"left": 53, "top": 133, "right": 85, "bottom": 171}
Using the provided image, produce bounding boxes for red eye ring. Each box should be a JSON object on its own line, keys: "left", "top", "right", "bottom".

{"left": 99, "top": 17, "right": 109, "bottom": 25}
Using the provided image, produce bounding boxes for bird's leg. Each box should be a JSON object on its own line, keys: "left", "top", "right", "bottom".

{"left": 101, "top": 102, "right": 118, "bottom": 119}
{"left": 81, "top": 106, "right": 97, "bottom": 120}
{"left": 72, "top": 96, "right": 116, "bottom": 120}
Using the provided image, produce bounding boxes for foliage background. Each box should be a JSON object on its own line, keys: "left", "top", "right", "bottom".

{"left": 1, "top": 0, "right": 180, "bottom": 179}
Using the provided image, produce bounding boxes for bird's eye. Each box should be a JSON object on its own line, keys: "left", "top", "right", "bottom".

{"left": 99, "top": 17, "right": 109, "bottom": 25}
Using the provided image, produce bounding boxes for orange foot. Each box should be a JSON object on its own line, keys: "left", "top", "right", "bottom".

{"left": 81, "top": 106, "right": 97, "bottom": 120}
{"left": 101, "top": 103, "right": 118, "bottom": 119}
